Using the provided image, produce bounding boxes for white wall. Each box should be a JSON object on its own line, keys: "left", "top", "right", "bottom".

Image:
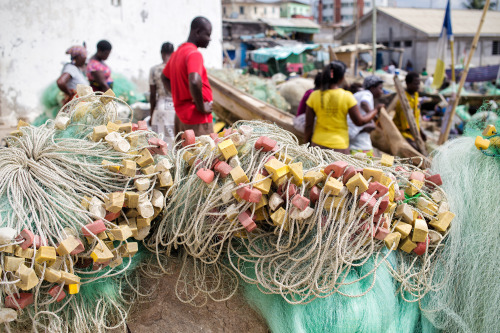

{"left": 0, "top": 0, "right": 222, "bottom": 123}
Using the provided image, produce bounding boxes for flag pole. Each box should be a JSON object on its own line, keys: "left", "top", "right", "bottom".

{"left": 439, "top": 0, "right": 491, "bottom": 144}
{"left": 450, "top": 39, "right": 456, "bottom": 84}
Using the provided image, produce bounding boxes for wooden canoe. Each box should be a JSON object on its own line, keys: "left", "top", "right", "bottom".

{"left": 209, "top": 74, "right": 426, "bottom": 160}
{"left": 209, "top": 74, "right": 303, "bottom": 139}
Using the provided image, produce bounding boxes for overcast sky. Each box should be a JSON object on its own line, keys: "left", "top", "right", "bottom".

{"left": 392, "top": 0, "right": 498, "bottom": 9}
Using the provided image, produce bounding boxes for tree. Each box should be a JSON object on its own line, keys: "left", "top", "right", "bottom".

{"left": 462, "top": 0, "right": 493, "bottom": 9}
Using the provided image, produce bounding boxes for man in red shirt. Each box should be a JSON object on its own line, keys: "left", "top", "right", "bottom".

{"left": 162, "top": 16, "right": 214, "bottom": 137}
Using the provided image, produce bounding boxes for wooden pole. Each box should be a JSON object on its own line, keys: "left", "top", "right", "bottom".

{"left": 328, "top": 45, "right": 338, "bottom": 61}
{"left": 351, "top": 0, "right": 360, "bottom": 77}
{"left": 439, "top": 0, "right": 490, "bottom": 144}
{"left": 393, "top": 75, "right": 428, "bottom": 155}
{"left": 372, "top": 2, "right": 377, "bottom": 72}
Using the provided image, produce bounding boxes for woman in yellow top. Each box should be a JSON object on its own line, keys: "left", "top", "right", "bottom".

{"left": 393, "top": 71, "right": 427, "bottom": 152}
{"left": 304, "top": 61, "right": 379, "bottom": 154}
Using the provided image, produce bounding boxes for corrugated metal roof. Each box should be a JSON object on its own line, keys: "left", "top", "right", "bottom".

{"left": 258, "top": 17, "right": 320, "bottom": 29}
{"left": 377, "top": 7, "right": 500, "bottom": 37}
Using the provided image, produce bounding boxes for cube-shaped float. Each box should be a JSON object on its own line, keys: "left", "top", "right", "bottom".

{"left": 324, "top": 161, "right": 348, "bottom": 178}
{"left": 90, "top": 242, "right": 114, "bottom": 263}
{"left": 135, "top": 149, "right": 154, "bottom": 167}
{"left": 16, "top": 264, "right": 39, "bottom": 290}
{"left": 181, "top": 129, "right": 195, "bottom": 147}
{"left": 307, "top": 186, "right": 321, "bottom": 205}
{"left": 270, "top": 207, "right": 288, "bottom": 230}
{"left": 412, "top": 219, "right": 428, "bottom": 243}
{"left": 120, "top": 242, "right": 138, "bottom": 257}
{"left": 394, "top": 222, "right": 412, "bottom": 239}
{"left": 230, "top": 166, "right": 249, "bottom": 184}
{"left": 405, "top": 179, "right": 423, "bottom": 197}
{"left": 105, "top": 192, "right": 125, "bottom": 213}
{"left": 399, "top": 238, "right": 417, "bottom": 253}
{"left": 380, "top": 154, "right": 394, "bottom": 167}
{"left": 475, "top": 136, "right": 490, "bottom": 150}
{"left": 304, "top": 171, "right": 324, "bottom": 188}
{"left": 363, "top": 168, "right": 384, "bottom": 183}
{"left": 425, "top": 174, "right": 443, "bottom": 187}
{"left": 346, "top": 173, "right": 369, "bottom": 195}
{"left": 269, "top": 193, "right": 284, "bottom": 211}
{"left": 92, "top": 125, "right": 108, "bottom": 142}
{"left": 214, "top": 161, "right": 232, "bottom": 178}
{"left": 482, "top": 124, "right": 497, "bottom": 137}
{"left": 82, "top": 220, "right": 107, "bottom": 238}
{"left": 218, "top": 139, "right": 238, "bottom": 160}
{"left": 109, "top": 225, "right": 133, "bottom": 241}
{"left": 291, "top": 195, "right": 310, "bottom": 211}
{"left": 120, "top": 160, "right": 136, "bottom": 177}
{"left": 35, "top": 246, "right": 56, "bottom": 266}
{"left": 324, "top": 177, "right": 344, "bottom": 196}
{"left": 237, "top": 211, "right": 257, "bottom": 232}
{"left": 48, "top": 286, "right": 66, "bottom": 302}
{"left": 255, "top": 136, "right": 277, "bottom": 152}
{"left": 384, "top": 232, "right": 401, "bottom": 250}
{"left": 5, "top": 293, "right": 33, "bottom": 310}
{"left": 409, "top": 171, "right": 425, "bottom": 182}
{"left": 342, "top": 166, "right": 357, "bottom": 185}
{"left": 288, "top": 162, "right": 303, "bottom": 185}
{"left": 429, "top": 211, "right": 455, "bottom": 232}
{"left": 253, "top": 174, "right": 272, "bottom": 194}
{"left": 366, "top": 182, "right": 389, "bottom": 198}
{"left": 395, "top": 203, "right": 414, "bottom": 224}
{"left": 197, "top": 168, "right": 215, "bottom": 184}
{"left": 264, "top": 159, "right": 289, "bottom": 182}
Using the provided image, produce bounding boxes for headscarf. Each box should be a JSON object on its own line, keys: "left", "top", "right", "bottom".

{"left": 363, "top": 75, "right": 384, "bottom": 90}
{"left": 66, "top": 45, "right": 87, "bottom": 59}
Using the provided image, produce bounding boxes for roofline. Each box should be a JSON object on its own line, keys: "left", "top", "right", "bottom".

{"left": 337, "top": 8, "right": 430, "bottom": 40}
{"left": 337, "top": 7, "right": 500, "bottom": 40}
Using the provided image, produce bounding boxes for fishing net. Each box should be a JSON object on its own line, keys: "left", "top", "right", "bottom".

{"left": 148, "top": 120, "right": 453, "bottom": 308}
{"left": 34, "top": 73, "right": 145, "bottom": 126}
{"left": 0, "top": 87, "right": 169, "bottom": 332}
{"left": 209, "top": 69, "right": 291, "bottom": 112}
{"left": 424, "top": 102, "right": 500, "bottom": 333}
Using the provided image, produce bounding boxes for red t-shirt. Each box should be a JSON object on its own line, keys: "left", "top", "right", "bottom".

{"left": 163, "top": 42, "right": 213, "bottom": 125}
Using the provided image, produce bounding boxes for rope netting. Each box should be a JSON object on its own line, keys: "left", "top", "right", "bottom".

{"left": 148, "top": 120, "right": 452, "bottom": 306}
{"left": 0, "top": 89, "right": 169, "bottom": 332}
{"left": 0, "top": 88, "right": 458, "bottom": 331}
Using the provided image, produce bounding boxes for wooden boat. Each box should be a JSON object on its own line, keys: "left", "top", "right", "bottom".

{"left": 209, "top": 74, "right": 426, "bottom": 160}
{"left": 209, "top": 74, "right": 302, "bottom": 139}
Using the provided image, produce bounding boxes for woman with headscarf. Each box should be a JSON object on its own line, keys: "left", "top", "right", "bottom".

{"left": 149, "top": 42, "right": 175, "bottom": 148}
{"left": 56, "top": 45, "right": 88, "bottom": 104}
{"left": 87, "top": 40, "right": 113, "bottom": 92}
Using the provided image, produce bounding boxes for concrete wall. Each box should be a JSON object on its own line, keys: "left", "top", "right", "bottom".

{"left": 0, "top": 0, "right": 222, "bottom": 124}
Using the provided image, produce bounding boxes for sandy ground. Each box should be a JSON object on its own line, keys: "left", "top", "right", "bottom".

{"left": 126, "top": 259, "right": 268, "bottom": 333}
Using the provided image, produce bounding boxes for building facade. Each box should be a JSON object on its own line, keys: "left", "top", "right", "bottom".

{"left": 316, "top": 0, "right": 390, "bottom": 25}
{"left": 222, "top": 0, "right": 281, "bottom": 20}
{"left": 280, "top": 0, "right": 312, "bottom": 18}
{"left": 336, "top": 7, "right": 500, "bottom": 74}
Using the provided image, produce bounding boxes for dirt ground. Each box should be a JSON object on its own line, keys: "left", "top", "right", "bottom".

{"left": 126, "top": 259, "right": 268, "bottom": 333}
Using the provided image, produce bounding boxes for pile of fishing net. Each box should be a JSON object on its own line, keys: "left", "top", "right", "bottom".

{"left": 0, "top": 85, "right": 169, "bottom": 332}
{"left": 209, "top": 69, "right": 291, "bottom": 112}
{"left": 148, "top": 120, "right": 453, "bottom": 311}
{"left": 6, "top": 85, "right": 499, "bottom": 332}
{"left": 423, "top": 102, "right": 500, "bottom": 333}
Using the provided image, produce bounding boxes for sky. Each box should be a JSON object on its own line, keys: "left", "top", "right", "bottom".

{"left": 392, "top": 0, "right": 498, "bottom": 9}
